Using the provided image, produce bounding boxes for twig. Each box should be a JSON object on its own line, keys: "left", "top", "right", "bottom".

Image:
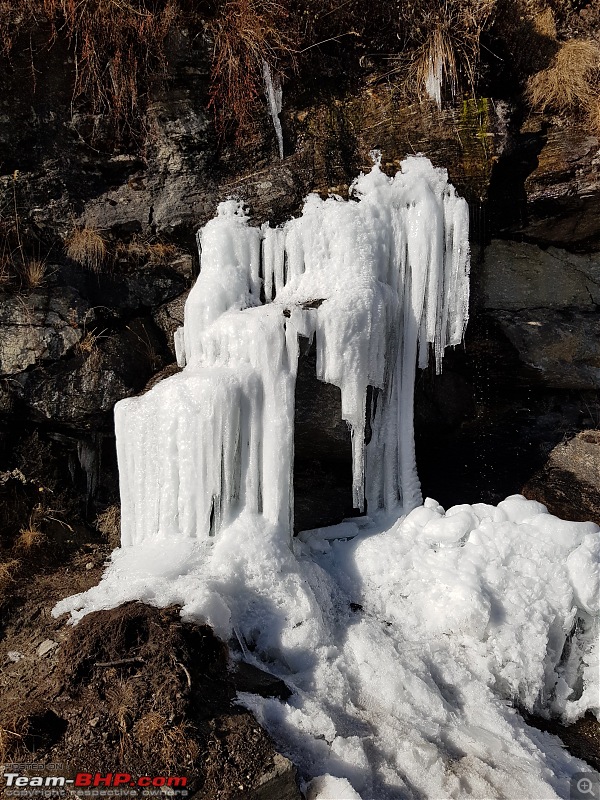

{"left": 95, "top": 657, "right": 144, "bottom": 668}
{"left": 176, "top": 661, "right": 192, "bottom": 689}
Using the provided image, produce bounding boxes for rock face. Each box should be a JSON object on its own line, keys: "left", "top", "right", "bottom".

{"left": 523, "top": 430, "right": 600, "bottom": 524}
{"left": 0, "top": 15, "right": 599, "bottom": 527}
{"left": 0, "top": 289, "right": 92, "bottom": 375}
{"left": 479, "top": 240, "right": 600, "bottom": 390}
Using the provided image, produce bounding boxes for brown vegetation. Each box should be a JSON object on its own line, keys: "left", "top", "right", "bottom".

{"left": 0, "top": 0, "right": 181, "bottom": 139}
{"left": 0, "top": 0, "right": 596, "bottom": 146}
{"left": 527, "top": 38, "right": 600, "bottom": 116}
{"left": 65, "top": 226, "right": 107, "bottom": 271}
{"left": 208, "top": 0, "right": 294, "bottom": 136}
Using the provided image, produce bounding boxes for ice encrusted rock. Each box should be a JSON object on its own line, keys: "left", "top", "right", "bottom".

{"left": 116, "top": 155, "right": 469, "bottom": 546}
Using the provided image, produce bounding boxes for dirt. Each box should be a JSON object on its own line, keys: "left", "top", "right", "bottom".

{"left": 0, "top": 481, "right": 298, "bottom": 799}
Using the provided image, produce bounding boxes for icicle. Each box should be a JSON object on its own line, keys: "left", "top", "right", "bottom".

{"left": 262, "top": 60, "right": 284, "bottom": 160}
{"left": 425, "top": 57, "right": 443, "bottom": 108}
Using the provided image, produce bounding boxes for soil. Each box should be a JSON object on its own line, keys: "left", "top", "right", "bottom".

{"left": 0, "top": 525, "right": 296, "bottom": 799}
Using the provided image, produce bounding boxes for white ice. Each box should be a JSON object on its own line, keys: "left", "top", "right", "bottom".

{"left": 54, "top": 496, "right": 599, "bottom": 799}
{"left": 116, "top": 155, "right": 470, "bottom": 547}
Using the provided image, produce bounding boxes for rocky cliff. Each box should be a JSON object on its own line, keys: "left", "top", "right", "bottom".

{"left": 0, "top": 4, "right": 599, "bottom": 790}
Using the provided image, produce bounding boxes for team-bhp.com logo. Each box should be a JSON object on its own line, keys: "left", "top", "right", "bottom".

{"left": 4, "top": 771, "right": 187, "bottom": 795}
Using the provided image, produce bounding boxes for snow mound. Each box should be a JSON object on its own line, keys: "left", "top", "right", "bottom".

{"left": 54, "top": 496, "right": 599, "bottom": 799}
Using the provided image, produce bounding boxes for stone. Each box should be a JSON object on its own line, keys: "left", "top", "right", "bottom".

{"left": 522, "top": 430, "right": 600, "bottom": 524}
{"left": 7, "top": 651, "right": 24, "bottom": 662}
{"left": 521, "top": 118, "right": 600, "bottom": 251}
{"left": 10, "top": 317, "right": 169, "bottom": 427}
{"left": 0, "top": 288, "right": 92, "bottom": 376}
{"left": 480, "top": 240, "right": 600, "bottom": 311}
{"left": 491, "top": 308, "right": 600, "bottom": 390}
{"left": 247, "top": 753, "right": 302, "bottom": 800}
{"left": 153, "top": 291, "right": 188, "bottom": 358}
{"left": 37, "top": 639, "right": 58, "bottom": 658}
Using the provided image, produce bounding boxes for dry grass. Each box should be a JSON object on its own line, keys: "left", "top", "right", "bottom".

{"left": 15, "top": 504, "right": 46, "bottom": 551}
{"left": 147, "top": 242, "right": 178, "bottom": 265}
{"left": 95, "top": 504, "right": 121, "bottom": 548}
{"left": 527, "top": 38, "right": 600, "bottom": 115}
{"left": 134, "top": 712, "right": 199, "bottom": 767}
{"left": 19, "top": 258, "right": 47, "bottom": 289}
{"left": 107, "top": 681, "right": 137, "bottom": 734}
{"left": 0, "top": 558, "right": 19, "bottom": 596}
{"left": 0, "top": 0, "right": 181, "bottom": 140}
{"left": 15, "top": 525, "right": 44, "bottom": 551}
{"left": 208, "top": 0, "right": 295, "bottom": 137}
{"left": 406, "top": 0, "right": 495, "bottom": 104}
{"left": 65, "top": 226, "right": 107, "bottom": 271}
{"left": 76, "top": 330, "right": 99, "bottom": 356}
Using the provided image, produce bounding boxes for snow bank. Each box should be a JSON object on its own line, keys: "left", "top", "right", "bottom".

{"left": 116, "top": 155, "right": 469, "bottom": 547}
{"left": 54, "top": 496, "right": 599, "bottom": 799}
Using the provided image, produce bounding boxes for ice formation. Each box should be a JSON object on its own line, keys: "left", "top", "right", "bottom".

{"left": 116, "top": 155, "right": 470, "bottom": 546}
{"left": 263, "top": 60, "right": 284, "bottom": 160}
{"left": 54, "top": 156, "right": 600, "bottom": 799}
{"left": 425, "top": 57, "right": 443, "bottom": 107}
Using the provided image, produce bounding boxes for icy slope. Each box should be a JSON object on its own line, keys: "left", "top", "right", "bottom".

{"left": 55, "top": 495, "right": 599, "bottom": 799}
{"left": 116, "top": 155, "right": 469, "bottom": 546}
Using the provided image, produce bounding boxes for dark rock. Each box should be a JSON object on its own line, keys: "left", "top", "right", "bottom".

{"left": 520, "top": 118, "right": 600, "bottom": 251}
{"left": 153, "top": 290, "right": 188, "bottom": 358}
{"left": 522, "top": 430, "right": 600, "bottom": 524}
{"left": 0, "top": 288, "right": 93, "bottom": 376}
{"left": 294, "top": 337, "right": 357, "bottom": 532}
{"left": 9, "top": 318, "right": 169, "bottom": 427}
{"left": 245, "top": 753, "right": 302, "bottom": 800}
{"left": 480, "top": 240, "right": 600, "bottom": 311}
{"left": 490, "top": 308, "right": 600, "bottom": 390}
{"left": 231, "top": 661, "right": 292, "bottom": 702}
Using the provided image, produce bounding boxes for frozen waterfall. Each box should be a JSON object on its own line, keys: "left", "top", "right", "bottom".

{"left": 115, "top": 155, "right": 470, "bottom": 547}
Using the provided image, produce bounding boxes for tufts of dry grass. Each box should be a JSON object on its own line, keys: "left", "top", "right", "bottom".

{"left": 95, "top": 504, "right": 121, "bottom": 549}
{"left": 0, "top": 558, "right": 19, "bottom": 596}
{"left": 0, "top": 0, "right": 181, "bottom": 141}
{"left": 19, "top": 258, "right": 47, "bottom": 289}
{"left": 147, "top": 242, "right": 178, "bottom": 265}
{"left": 527, "top": 38, "right": 600, "bottom": 115}
{"left": 208, "top": 0, "right": 295, "bottom": 137}
{"left": 386, "top": 0, "right": 495, "bottom": 106}
{"left": 134, "top": 712, "right": 199, "bottom": 767}
{"left": 65, "top": 227, "right": 107, "bottom": 272}
{"left": 15, "top": 503, "right": 46, "bottom": 551}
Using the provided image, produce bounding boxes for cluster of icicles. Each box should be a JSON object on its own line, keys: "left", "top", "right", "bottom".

{"left": 116, "top": 155, "right": 470, "bottom": 546}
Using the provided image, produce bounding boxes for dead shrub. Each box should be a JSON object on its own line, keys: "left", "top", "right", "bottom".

{"left": 527, "top": 38, "right": 600, "bottom": 115}
{"left": 65, "top": 226, "right": 107, "bottom": 271}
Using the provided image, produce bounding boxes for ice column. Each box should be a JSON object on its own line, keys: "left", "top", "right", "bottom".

{"left": 115, "top": 156, "right": 469, "bottom": 546}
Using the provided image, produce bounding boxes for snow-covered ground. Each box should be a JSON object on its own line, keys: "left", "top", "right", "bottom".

{"left": 54, "top": 156, "right": 599, "bottom": 798}
{"left": 55, "top": 496, "right": 599, "bottom": 799}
